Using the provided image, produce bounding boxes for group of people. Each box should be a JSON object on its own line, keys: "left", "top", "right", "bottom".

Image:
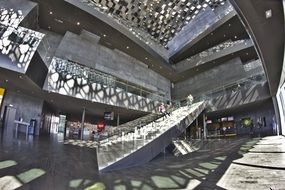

{"left": 158, "top": 93, "right": 194, "bottom": 119}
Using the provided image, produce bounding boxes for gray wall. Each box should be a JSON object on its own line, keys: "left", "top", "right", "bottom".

{"left": 55, "top": 31, "right": 171, "bottom": 98}
{"left": 209, "top": 82, "right": 271, "bottom": 111}
{"left": 168, "top": 1, "right": 234, "bottom": 55}
{"left": 19, "top": 1, "right": 38, "bottom": 30}
{"left": 172, "top": 57, "right": 248, "bottom": 100}
{"left": 208, "top": 99, "right": 275, "bottom": 136}
{"left": 0, "top": 91, "right": 43, "bottom": 135}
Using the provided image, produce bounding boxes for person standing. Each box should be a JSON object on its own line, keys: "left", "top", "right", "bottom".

{"left": 159, "top": 103, "right": 170, "bottom": 119}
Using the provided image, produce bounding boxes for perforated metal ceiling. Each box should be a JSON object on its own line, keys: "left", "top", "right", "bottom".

{"left": 83, "top": 0, "right": 227, "bottom": 47}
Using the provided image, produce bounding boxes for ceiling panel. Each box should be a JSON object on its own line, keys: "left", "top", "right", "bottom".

{"left": 83, "top": 0, "right": 227, "bottom": 46}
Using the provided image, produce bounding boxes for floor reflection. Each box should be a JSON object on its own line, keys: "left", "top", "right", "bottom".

{"left": 0, "top": 125, "right": 285, "bottom": 190}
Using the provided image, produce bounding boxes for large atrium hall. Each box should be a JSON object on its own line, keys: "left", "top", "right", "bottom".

{"left": 0, "top": 0, "right": 285, "bottom": 189}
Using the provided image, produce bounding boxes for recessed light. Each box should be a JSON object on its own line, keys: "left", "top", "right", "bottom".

{"left": 145, "top": 57, "right": 148, "bottom": 60}
{"left": 126, "top": 46, "right": 129, "bottom": 49}
{"left": 223, "top": 34, "right": 226, "bottom": 37}
{"left": 103, "top": 34, "right": 106, "bottom": 37}
{"left": 49, "top": 11, "right": 53, "bottom": 15}
{"left": 265, "top": 9, "right": 272, "bottom": 19}
{"left": 234, "top": 35, "right": 237, "bottom": 39}
{"left": 228, "top": 23, "right": 231, "bottom": 27}
{"left": 19, "top": 75, "right": 23, "bottom": 79}
{"left": 5, "top": 79, "right": 8, "bottom": 82}
{"left": 76, "top": 22, "right": 80, "bottom": 25}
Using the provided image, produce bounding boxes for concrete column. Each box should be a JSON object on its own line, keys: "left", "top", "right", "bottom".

{"left": 277, "top": 87, "right": 285, "bottom": 135}
{"left": 272, "top": 96, "right": 281, "bottom": 136}
{"left": 117, "top": 114, "right": 120, "bottom": 126}
{"left": 195, "top": 118, "right": 199, "bottom": 139}
{"left": 81, "top": 107, "right": 86, "bottom": 140}
{"left": 203, "top": 113, "right": 207, "bottom": 139}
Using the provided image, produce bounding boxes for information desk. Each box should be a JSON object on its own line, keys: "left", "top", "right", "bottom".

{"left": 14, "top": 120, "right": 30, "bottom": 137}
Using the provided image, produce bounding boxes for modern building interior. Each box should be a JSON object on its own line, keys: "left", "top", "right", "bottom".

{"left": 0, "top": 0, "right": 284, "bottom": 189}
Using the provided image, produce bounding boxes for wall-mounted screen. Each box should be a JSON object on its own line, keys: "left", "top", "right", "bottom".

{"left": 104, "top": 112, "right": 114, "bottom": 120}
{"left": 228, "top": 116, "right": 234, "bottom": 121}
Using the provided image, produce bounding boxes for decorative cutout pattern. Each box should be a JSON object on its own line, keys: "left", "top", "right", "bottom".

{"left": 0, "top": 8, "right": 44, "bottom": 71}
{"left": 47, "top": 57, "right": 166, "bottom": 112}
{"left": 83, "top": 0, "right": 227, "bottom": 46}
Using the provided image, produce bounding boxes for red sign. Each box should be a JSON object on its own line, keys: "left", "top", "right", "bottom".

{"left": 97, "top": 120, "right": 105, "bottom": 132}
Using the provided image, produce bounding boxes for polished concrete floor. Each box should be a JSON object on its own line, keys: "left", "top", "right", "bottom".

{"left": 0, "top": 128, "right": 285, "bottom": 190}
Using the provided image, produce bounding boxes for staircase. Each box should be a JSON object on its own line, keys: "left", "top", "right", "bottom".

{"left": 96, "top": 101, "right": 207, "bottom": 172}
{"left": 99, "top": 113, "right": 161, "bottom": 144}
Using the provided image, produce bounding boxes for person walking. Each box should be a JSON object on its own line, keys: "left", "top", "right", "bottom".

{"left": 159, "top": 103, "right": 170, "bottom": 119}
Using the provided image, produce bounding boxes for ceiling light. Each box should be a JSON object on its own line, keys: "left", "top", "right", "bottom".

{"left": 5, "top": 79, "right": 8, "bottom": 82}
{"left": 145, "top": 57, "right": 148, "bottom": 60}
{"left": 234, "top": 35, "right": 237, "bottom": 39}
{"left": 54, "top": 18, "right": 63, "bottom": 23}
{"left": 49, "top": 11, "right": 53, "bottom": 15}
{"left": 19, "top": 75, "right": 23, "bottom": 79}
{"left": 103, "top": 34, "right": 106, "bottom": 37}
{"left": 76, "top": 22, "right": 80, "bottom": 25}
{"left": 265, "top": 9, "right": 272, "bottom": 19}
